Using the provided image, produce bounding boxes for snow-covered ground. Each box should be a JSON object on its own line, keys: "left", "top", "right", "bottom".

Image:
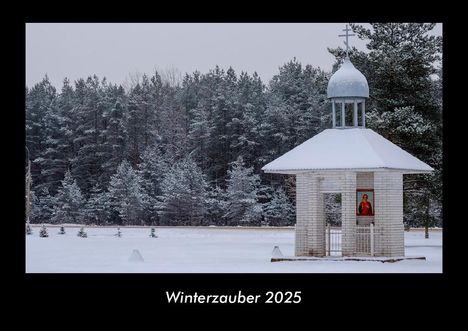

{"left": 26, "top": 227, "right": 442, "bottom": 273}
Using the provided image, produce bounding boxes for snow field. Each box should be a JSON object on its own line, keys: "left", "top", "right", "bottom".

{"left": 26, "top": 227, "right": 442, "bottom": 273}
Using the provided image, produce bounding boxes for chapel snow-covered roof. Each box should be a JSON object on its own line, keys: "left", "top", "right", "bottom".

{"left": 261, "top": 128, "right": 433, "bottom": 174}
{"left": 327, "top": 57, "right": 369, "bottom": 98}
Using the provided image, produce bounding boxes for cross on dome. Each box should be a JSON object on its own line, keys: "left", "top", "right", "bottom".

{"left": 338, "top": 24, "right": 355, "bottom": 58}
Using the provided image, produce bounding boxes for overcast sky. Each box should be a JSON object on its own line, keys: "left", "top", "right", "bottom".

{"left": 26, "top": 23, "right": 442, "bottom": 89}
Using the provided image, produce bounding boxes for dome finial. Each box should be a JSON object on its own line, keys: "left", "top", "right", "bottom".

{"left": 338, "top": 24, "right": 355, "bottom": 58}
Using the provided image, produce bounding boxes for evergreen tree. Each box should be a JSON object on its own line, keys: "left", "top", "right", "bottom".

{"left": 71, "top": 76, "right": 106, "bottom": 193}
{"left": 35, "top": 101, "right": 66, "bottom": 194}
{"left": 100, "top": 100, "right": 127, "bottom": 186}
{"left": 158, "top": 157, "right": 208, "bottom": 225}
{"left": 30, "top": 187, "right": 56, "bottom": 224}
{"left": 58, "top": 225, "right": 66, "bottom": 234}
{"left": 108, "top": 160, "right": 149, "bottom": 225}
{"left": 267, "top": 59, "right": 328, "bottom": 151}
{"left": 26, "top": 76, "right": 57, "bottom": 189}
{"left": 150, "top": 227, "right": 158, "bottom": 238}
{"left": 138, "top": 145, "right": 173, "bottom": 225}
{"left": 186, "top": 66, "right": 234, "bottom": 186}
{"left": 224, "top": 157, "right": 262, "bottom": 225}
{"left": 26, "top": 223, "right": 33, "bottom": 235}
{"left": 84, "top": 184, "right": 110, "bottom": 225}
{"left": 158, "top": 82, "right": 189, "bottom": 161}
{"left": 51, "top": 171, "right": 85, "bottom": 224}
{"left": 188, "top": 106, "right": 212, "bottom": 172}
{"left": 77, "top": 227, "right": 87, "bottom": 238}
{"left": 229, "top": 71, "right": 266, "bottom": 172}
{"left": 39, "top": 225, "right": 49, "bottom": 237}
{"left": 261, "top": 60, "right": 328, "bottom": 166}
{"left": 262, "top": 187, "right": 295, "bottom": 226}
{"left": 205, "top": 186, "right": 226, "bottom": 225}
{"left": 34, "top": 78, "right": 76, "bottom": 195}
{"left": 126, "top": 74, "right": 162, "bottom": 166}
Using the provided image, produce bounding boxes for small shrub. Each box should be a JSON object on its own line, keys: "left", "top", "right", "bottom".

{"left": 77, "top": 227, "right": 87, "bottom": 238}
{"left": 39, "top": 225, "right": 49, "bottom": 238}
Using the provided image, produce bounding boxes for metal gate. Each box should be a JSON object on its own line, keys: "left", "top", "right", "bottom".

{"left": 326, "top": 224, "right": 375, "bottom": 256}
{"left": 355, "top": 224, "right": 375, "bottom": 256}
{"left": 325, "top": 225, "right": 342, "bottom": 256}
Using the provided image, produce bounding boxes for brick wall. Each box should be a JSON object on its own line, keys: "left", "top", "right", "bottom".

{"left": 341, "top": 172, "right": 356, "bottom": 256}
{"left": 374, "top": 172, "right": 404, "bottom": 257}
{"left": 294, "top": 170, "right": 405, "bottom": 258}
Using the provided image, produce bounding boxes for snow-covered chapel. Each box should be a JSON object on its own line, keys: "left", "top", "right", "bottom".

{"left": 262, "top": 26, "right": 433, "bottom": 258}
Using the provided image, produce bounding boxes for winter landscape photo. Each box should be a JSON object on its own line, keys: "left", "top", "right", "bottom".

{"left": 25, "top": 23, "right": 443, "bottom": 273}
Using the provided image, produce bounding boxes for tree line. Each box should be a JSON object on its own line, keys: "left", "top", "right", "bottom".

{"left": 26, "top": 23, "right": 442, "bottom": 227}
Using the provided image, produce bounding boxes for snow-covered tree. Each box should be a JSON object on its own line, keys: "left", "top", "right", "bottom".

{"left": 224, "top": 157, "right": 262, "bottom": 225}
{"left": 229, "top": 71, "right": 266, "bottom": 172}
{"left": 26, "top": 223, "right": 33, "bottom": 235}
{"left": 158, "top": 83, "right": 189, "bottom": 161}
{"left": 58, "top": 226, "right": 66, "bottom": 235}
{"left": 205, "top": 186, "right": 226, "bottom": 225}
{"left": 262, "top": 187, "right": 295, "bottom": 226}
{"left": 264, "top": 59, "right": 328, "bottom": 156}
{"left": 108, "top": 160, "right": 149, "bottom": 225}
{"left": 84, "top": 184, "right": 110, "bottom": 225}
{"left": 39, "top": 225, "right": 49, "bottom": 237}
{"left": 77, "top": 227, "right": 87, "bottom": 238}
{"left": 26, "top": 76, "right": 57, "bottom": 189}
{"left": 51, "top": 171, "right": 85, "bottom": 224}
{"left": 100, "top": 100, "right": 127, "bottom": 186}
{"left": 34, "top": 79, "right": 78, "bottom": 196}
{"left": 70, "top": 76, "right": 106, "bottom": 193}
{"left": 138, "top": 145, "right": 173, "bottom": 225}
{"left": 30, "top": 187, "right": 56, "bottom": 224}
{"left": 126, "top": 74, "right": 161, "bottom": 166}
{"left": 188, "top": 106, "right": 212, "bottom": 171}
{"left": 150, "top": 227, "right": 158, "bottom": 238}
{"left": 158, "top": 157, "right": 208, "bottom": 225}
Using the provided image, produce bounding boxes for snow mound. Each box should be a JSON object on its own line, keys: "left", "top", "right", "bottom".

{"left": 272, "top": 246, "right": 283, "bottom": 258}
{"left": 128, "top": 249, "right": 144, "bottom": 262}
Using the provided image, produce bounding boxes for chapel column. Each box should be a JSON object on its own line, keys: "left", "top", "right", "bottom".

{"left": 295, "top": 173, "right": 310, "bottom": 256}
{"left": 341, "top": 171, "right": 356, "bottom": 256}
{"left": 305, "top": 174, "right": 325, "bottom": 256}
{"left": 374, "top": 171, "right": 404, "bottom": 257}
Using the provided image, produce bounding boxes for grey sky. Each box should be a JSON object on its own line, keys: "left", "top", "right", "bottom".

{"left": 26, "top": 23, "right": 442, "bottom": 89}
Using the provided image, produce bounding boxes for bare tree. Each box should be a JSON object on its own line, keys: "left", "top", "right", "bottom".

{"left": 155, "top": 67, "right": 182, "bottom": 87}
{"left": 123, "top": 70, "right": 143, "bottom": 91}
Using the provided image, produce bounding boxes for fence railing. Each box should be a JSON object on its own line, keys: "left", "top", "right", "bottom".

{"left": 355, "top": 223, "right": 374, "bottom": 256}
{"left": 325, "top": 223, "right": 375, "bottom": 257}
{"left": 325, "top": 225, "right": 342, "bottom": 256}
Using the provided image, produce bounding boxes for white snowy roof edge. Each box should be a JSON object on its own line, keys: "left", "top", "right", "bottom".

{"left": 261, "top": 128, "right": 434, "bottom": 174}
{"left": 262, "top": 167, "right": 434, "bottom": 175}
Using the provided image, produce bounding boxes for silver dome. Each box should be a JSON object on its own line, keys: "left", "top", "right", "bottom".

{"left": 327, "top": 57, "right": 369, "bottom": 98}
